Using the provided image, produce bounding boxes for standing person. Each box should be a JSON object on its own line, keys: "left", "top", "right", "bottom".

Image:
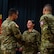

{"left": 1, "top": 8, "right": 21, "bottom": 54}
{"left": 40, "top": 4, "right": 54, "bottom": 54}
{"left": 22, "top": 20, "right": 40, "bottom": 54}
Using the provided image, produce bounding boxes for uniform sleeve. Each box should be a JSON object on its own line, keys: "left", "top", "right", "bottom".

{"left": 22, "top": 31, "right": 26, "bottom": 41}
{"left": 11, "top": 22, "right": 21, "bottom": 40}
{"left": 36, "top": 31, "right": 41, "bottom": 52}
{"left": 36, "top": 32, "right": 40, "bottom": 45}
{"left": 17, "top": 31, "right": 26, "bottom": 48}
{"left": 40, "top": 16, "right": 49, "bottom": 34}
{"left": 19, "top": 31, "right": 26, "bottom": 48}
{"left": 20, "top": 31, "right": 26, "bottom": 45}
{"left": 10, "top": 22, "right": 22, "bottom": 48}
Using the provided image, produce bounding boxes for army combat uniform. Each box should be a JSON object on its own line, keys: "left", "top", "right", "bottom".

{"left": 40, "top": 13, "right": 54, "bottom": 54}
{"left": 22, "top": 29, "right": 40, "bottom": 54}
{"left": 0, "top": 34, "right": 2, "bottom": 54}
{"left": 1, "top": 18, "right": 21, "bottom": 54}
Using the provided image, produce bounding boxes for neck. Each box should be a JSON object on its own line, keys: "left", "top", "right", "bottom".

{"left": 46, "top": 12, "right": 51, "bottom": 14}
{"left": 8, "top": 16, "right": 14, "bottom": 21}
{"left": 28, "top": 28, "right": 33, "bottom": 32}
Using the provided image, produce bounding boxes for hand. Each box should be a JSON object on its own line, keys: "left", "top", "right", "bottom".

{"left": 19, "top": 47, "right": 23, "bottom": 52}
{"left": 16, "top": 48, "right": 19, "bottom": 51}
{"left": 37, "top": 52, "right": 40, "bottom": 54}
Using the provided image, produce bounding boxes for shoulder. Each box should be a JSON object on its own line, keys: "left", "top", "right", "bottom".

{"left": 40, "top": 15, "right": 48, "bottom": 21}
{"left": 2, "top": 20, "right": 7, "bottom": 25}
{"left": 10, "top": 21, "right": 16, "bottom": 25}
{"left": 23, "top": 30, "right": 28, "bottom": 34}
{"left": 40, "top": 14, "right": 53, "bottom": 26}
{"left": 32, "top": 29, "right": 39, "bottom": 33}
{"left": 2, "top": 19, "right": 8, "bottom": 27}
{"left": 48, "top": 14, "right": 54, "bottom": 19}
{"left": 9, "top": 21, "right": 19, "bottom": 28}
{"left": 33, "top": 29, "right": 40, "bottom": 35}
{"left": 35, "top": 30, "right": 40, "bottom": 34}
{"left": 32, "top": 29, "right": 40, "bottom": 34}
{"left": 40, "top": 14, "right": 54, "bottom": 21}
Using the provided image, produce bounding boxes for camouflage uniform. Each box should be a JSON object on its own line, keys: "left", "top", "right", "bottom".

{"left": 0, "top": 18, "right": 21, "bottom": 54}
{"left": 40, "top": 13, "right": 54, "bottom": 54}
{"left": 22, "top": 29, "right": 40, "bottom": 54}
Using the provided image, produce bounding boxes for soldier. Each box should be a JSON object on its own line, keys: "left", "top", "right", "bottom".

{"left": 40, "top": 4, "right": 54, "bottom": 54}
{"left": 1, "top": 8, "right": 21, "bottom": 54}
{"left": 21, "top": 20, "right": 40, "bottom": 54}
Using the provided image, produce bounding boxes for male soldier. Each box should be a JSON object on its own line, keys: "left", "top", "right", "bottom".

{"left": 21, "top": 20, "right": 40, "bottom": 54}
{"left": 40, "top": 4, "right": 54, "bottom": 54}
{"left": 1, "top": 8, "right": 21, "bottom": 54}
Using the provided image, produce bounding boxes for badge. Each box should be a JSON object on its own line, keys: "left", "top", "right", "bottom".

{"left": 40, "top": 21, "right": 44, "bottom": 26}
{"left": 16, "top": 24, "right": 19, "bottom": 28}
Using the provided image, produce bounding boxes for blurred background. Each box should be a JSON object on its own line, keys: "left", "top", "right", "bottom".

{"left": 0, "top": 0, "right": 54, "bottom": 33}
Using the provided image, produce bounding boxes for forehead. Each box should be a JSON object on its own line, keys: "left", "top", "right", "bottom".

{"left": 27, "top": 20, "right": 32, "bottom": 23}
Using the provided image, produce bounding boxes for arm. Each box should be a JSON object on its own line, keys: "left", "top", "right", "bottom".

{"left": 40, "top": 16, "right": 49, "bottom": 34}
{"left": 11, "top": 22, "right": 21, "bottom": 40}
{"left": 36, "top": 31, "right": 41, "bottom": 52}
{"left": 11, "top": 22, "right": 22, "bottom": 49}
{"left": 18, "top": 31, "right": 26, "bottom": 52}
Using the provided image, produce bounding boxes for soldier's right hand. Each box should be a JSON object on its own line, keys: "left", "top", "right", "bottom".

{"left": 19, "top": 47, "right": 23, "bottom": 52}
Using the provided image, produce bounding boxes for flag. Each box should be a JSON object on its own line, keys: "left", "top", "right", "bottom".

{"left": 0, "top": 14, "right": 2, "bottom": 34}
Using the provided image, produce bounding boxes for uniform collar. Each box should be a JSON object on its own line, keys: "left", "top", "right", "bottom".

{"left": 6, "top": 18, "right": 12, "bottom": 21}
{"left": 45, "top": 13, "right": 52, "bottom": 15}
{"left": 27, "top": 29, "right": 35, "bottom": 33}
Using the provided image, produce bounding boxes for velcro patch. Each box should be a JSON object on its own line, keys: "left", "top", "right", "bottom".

{"left": 15, "top": 24, "right": 19, "bottom": 28}
{"left": 40, "top": 21, "right": 44, "bottom": 26}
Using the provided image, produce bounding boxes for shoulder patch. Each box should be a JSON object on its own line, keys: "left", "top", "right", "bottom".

{"left": 40, "top": 21, "right": 44, "bottom": 26}
{"left": 15, "top": 24, "right": 19, "bottom": 28}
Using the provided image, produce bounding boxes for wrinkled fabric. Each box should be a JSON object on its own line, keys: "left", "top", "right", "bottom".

{"left": 0, "top": 18, "right": 21, "bottom": 54}
{"left": 40, "top": 14, "right": 54, "bottom": 54}
{"left": 22, "top": 29, "right": 40, "bottom": 54}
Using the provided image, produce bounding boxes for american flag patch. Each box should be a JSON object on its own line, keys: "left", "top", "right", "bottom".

{"left": 40, "top": 21, "right": 44, "bottom": 26}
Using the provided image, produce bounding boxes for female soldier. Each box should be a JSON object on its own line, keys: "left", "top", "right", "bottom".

{"left": 21, "top": 20, "right": 40, "bottom": 54}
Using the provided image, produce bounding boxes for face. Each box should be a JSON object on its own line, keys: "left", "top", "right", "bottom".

{"left": 43, "top": 8, "right": 47, "bottom": 14}
{"left": 27, "top": 20, "right": 34, "bottom": 29}
{"left": 12, "top": 11, "right": 18, "bottom": 20}
{"left": 43, "top": 7, "right": 50, "bottom": 15}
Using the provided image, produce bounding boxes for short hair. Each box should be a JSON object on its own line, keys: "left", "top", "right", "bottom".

{"left": 43, "top": 4, "right": 52, "bottom": 12}
{"left": 28, "top": 20, "right": 35, "bottom": 24}
{"left": 8, "top": 8, "right": 18, "bottom": 16}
